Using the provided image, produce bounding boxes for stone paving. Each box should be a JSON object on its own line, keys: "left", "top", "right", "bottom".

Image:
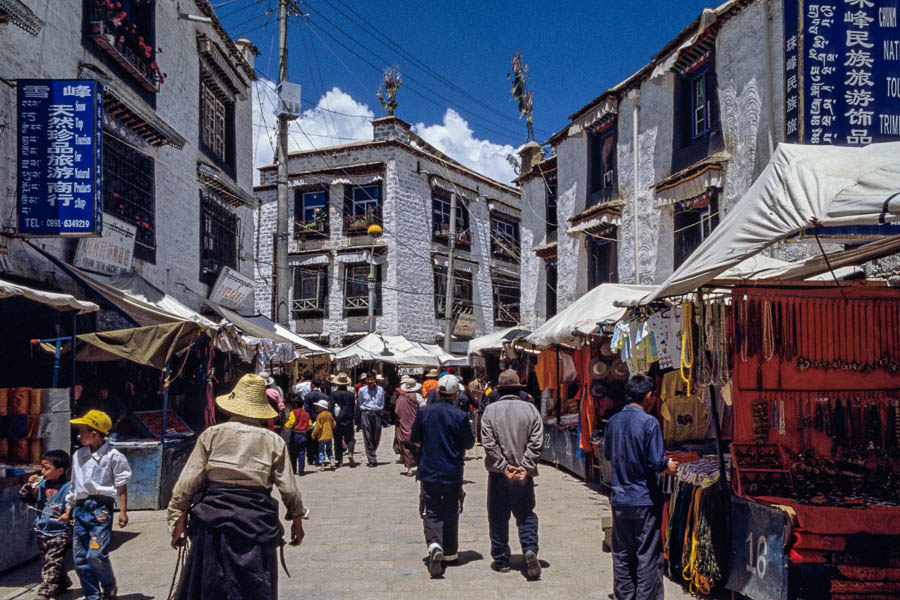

{"left": 0, "top": 426, "right": 695, "bottom": 599}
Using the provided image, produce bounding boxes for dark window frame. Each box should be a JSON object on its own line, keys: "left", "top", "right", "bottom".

{"left": 690, "top": 66, "right": 712, "bottom": 142}
{"left": 292, "top": 265, "right": 328, "bottom": 318}
{"left": 200, "top": 80, "right": 236, "bottom": 174}
{"left": 293, "top": 186, "right": 329, "bottom": 237}
{"left": 673, "top": 194, "right": 719, "bottom": 268}
{"left": 588, "top": 123, "right": 616, "bottom": 206}
{"left": 431, "top": 189, "right": 471, "bottom": 246}
{"left": 343, "top": 263, "right": 382, "bottom": 316}
{"left": 545, "top": 261, "right": 557, "bottom": 318}
{"left": 492, "top": 276, "right": 520, "bottom": 326}
{"left": 433, "top": 266, "right": 474, "bottom": 319}
{"left": 490, "top": 214, "right": 520, "bottom": 262}
{"left": 102, "top": 134, "right": 156, "bottom": 263}
{"left": 199, "top": 189, "right": 239, "bottom": 286}
{"left": 587, "top": 229, "right": 619, "bottom": 289}
{"left": 545, "top": 172, "right": 558, "bottom": 242}
{"left": 343, "top": 183, "right": 382, "bottom": 234}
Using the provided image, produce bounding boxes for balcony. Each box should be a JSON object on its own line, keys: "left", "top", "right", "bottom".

{"left": 495, "top": 303, "right": 520, "bottom": 325}
{"left": 90, "top": 21, "right": 159, "bottom": 93}
{"left": 344, "top": 295, "right": 370, "bottom": 310}
{"left": 434, "top": 222, "right": 471, "bottom": 245}
{"left": 491, "top": 240, "right": 519, "bottom": 261}
{"left": 344, "top": 213, "right": 380, "bottom": 233}
{"left": 292, "top": 298, "right": 324, "bottom": 319}
{"left": 293, "top": 219, "right": 326, "bottom": 237}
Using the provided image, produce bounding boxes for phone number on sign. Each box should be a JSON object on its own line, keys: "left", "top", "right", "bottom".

{"left": 63, "top": 219, "right": 91, "bottom": 228}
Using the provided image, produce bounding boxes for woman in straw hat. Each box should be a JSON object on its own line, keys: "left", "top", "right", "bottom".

{"left": 394, "top": 378, "right": 423, "bottom": 476}
{"left": 167, "top": 373, "right": 306, "bottom": 600}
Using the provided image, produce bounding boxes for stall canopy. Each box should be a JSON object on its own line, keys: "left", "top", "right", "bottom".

{"left": 207, "top": 303, "right": 331, "bottom": 356}
{"left": 334, "top": 333, "right": 440, "bottom": 368}
{"left": 421, "top": 344, "right": 468, "bottom": 367}
{"left": 644, "top": 141, "right": 900, "bottom": 301}
{"left": 526, "top": 284, "right": 656, "bottom": 348}
{"left": 0, "top": 277, "right": 99, "bottom": 314}
{"left": 467, "top": 326, "right": 531, "bottom": 359}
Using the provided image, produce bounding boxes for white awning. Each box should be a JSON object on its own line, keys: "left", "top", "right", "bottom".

{"left": 207, "top": 303, "right": 331, "bottom": 356}
{"left": 334, "top": 333, "right": 441, "bottom": 368}
{"left": 467, "top": 326, "right": 531, "bottom": 358}
{"left": 291, "top": 253, "right": 331, "bottom": 267}
{"left": 568, "top": 212, "right": 621, "bottom": 235}
{"left": 289, "top": 174, "right": 382, "bottom": 188}
{"left": 421, "top": 344, "right": 468, "bottom": 367}
{"left": 644, "top": 142, "right": 900, "bottom": 301}
{"left": 430, "top": 176, "right": 477, "bottom": 202}
{"left": 654, "top": 164, "right": 724, "bottom": 208}
{"left": 0, "top": 277, "right": 98, "bottom": 314}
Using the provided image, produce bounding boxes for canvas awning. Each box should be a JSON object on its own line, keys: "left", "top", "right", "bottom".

{"left": 0, "top": 277, "right": 98, "bottom": 314}
{"left": 467, "top": 326, "right": 531, "bottom": 358}
{"left": 207, "top": 302, "right": 331, "bottom": 356}
{"left": 334, "top": 333, "right": 441, "bottom": 368}
{"left": 526, "top": 284, "right": 656, "bottom": 348}
{"left": 421, "top": 344, "right": 468, "bottom": 367}
{"left": 644, "top": 142, "right": 900, "bottom": 301}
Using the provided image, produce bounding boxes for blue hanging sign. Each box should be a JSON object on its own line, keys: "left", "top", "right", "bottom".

{"left": 17, "top": 80, "right": 103, "bottom": 236}
{"left": 784, "top": 0, "right": 900, "bottom": 145}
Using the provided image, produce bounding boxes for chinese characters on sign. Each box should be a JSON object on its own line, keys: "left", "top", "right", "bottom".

{"left": 17, "top": 80, "right": 103, "bottom": 236}
{"left": 209, "top": 266, "right": 255, "bottom": 310}
{"left": 785, "top": 0, "right": 900, "bottom": 145}
{"left": 73, "top": 213, "right": 136, "bottom": 276}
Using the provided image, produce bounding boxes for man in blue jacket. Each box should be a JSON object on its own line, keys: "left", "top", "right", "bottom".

{"left": 410, "top": 374, "right": 475, "bottom": 577}
{"left": 604, "top": 375, "right": 678, "bottom": 600}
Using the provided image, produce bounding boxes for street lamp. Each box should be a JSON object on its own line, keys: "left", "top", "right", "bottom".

{"left": 367, "top": 223, "right": 383, "bottom": 333}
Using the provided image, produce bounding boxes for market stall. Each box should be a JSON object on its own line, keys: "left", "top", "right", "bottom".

{"left": 0, "top": 277, "right": 99, "bottom": 571}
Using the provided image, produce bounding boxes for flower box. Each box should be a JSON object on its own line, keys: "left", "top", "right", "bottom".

{"left": 90, "top": 20, "right": 159, "bottom": 93}
{"left": 434, "top": 222, "right": 471, "bottom": 244}
{"left": 345, "top": 214, "right": 379, "bottom": 231}
{"left": 294, "top": 220, "right": 325, "bottom": 236}
{"left": 492, "top": 242, "right": 518, "bottom": 260}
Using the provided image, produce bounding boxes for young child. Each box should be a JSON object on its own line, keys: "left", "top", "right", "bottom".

{"left": 59, "top": 410, "right": 131, "bottom": 600}
{"left": 20, "top": 449, "right": 73, "bottom": 600}
{"left": 284, "top": 400, "right": 313, "bottom": 475}
{"left": 311, "top": 399, "right": 336, "bottom": 470}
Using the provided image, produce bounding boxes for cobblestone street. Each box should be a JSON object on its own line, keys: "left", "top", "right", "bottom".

{"left": 0, "top": 426, "right": 695, "bottom": 600}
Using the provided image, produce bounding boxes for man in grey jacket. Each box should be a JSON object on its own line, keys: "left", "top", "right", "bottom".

{"left": 480, "top": 369, "right": 544, "bottom": 579}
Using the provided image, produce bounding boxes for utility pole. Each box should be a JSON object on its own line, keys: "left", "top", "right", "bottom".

{"left": 443, "top": 193, "right": 457, "bottom": 352}
{"left": 274, "top": 0, "right": 291, "bottom": 325}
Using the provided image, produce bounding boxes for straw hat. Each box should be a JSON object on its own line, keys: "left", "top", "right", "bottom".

{"left": 333, "top": 372, "right": 352, "bottom": 386}
{"left": 589, "top": 358, "right": 610, "bottom": 380}
{"left": 426, "top": 368, "right": 440, "bottom": 378}
{"left": 610, "top": 359, "right": 629, "bottom": 381}
{"left": 258, "top": 371, "right": 276, "bottom": 387}
{"left": 598, "top": 341, "right": 616, "bottom": 359}
{"left": 401, "top": 379, "right": 422, "bottom": 393}
{"left": 314, "top": 399, "right": 330, "bottom": 411}
{"left": 590, "top": 381, "right": 608, "bottom": 399}
{"left": 216, "top": 374, "right": 277, "bottom": 420}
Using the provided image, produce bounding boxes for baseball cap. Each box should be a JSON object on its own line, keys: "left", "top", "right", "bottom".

{"left": 70, "top": 409, "right": 112, "bottom": 435}
{"left": 438, "top": 374, "right": 460, "bottom": 395}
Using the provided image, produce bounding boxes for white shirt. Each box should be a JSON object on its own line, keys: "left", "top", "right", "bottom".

{"left": 65, "top": 442, "right": 132, "bottom": 509}
{"left": 293, "top": 380, "right": 311, "bottom": 399}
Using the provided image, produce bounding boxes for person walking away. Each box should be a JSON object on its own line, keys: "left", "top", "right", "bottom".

{"left": 394, "top": 378, "right": 423, "bottom": 476}
{"left": 59, "top": 410, "right": 131, "bottom": 600}
{"left": 167, "top": 374, "right": 306, "bottom": 600}
{"left": 604, "top": 375, "right": 678, "bottom": 600}
{"left": 311, "top": 399, "right": 336, "bottom": 470}
{"left": 284, "top": 401, "right": 312, "bottom": 475}
{"left": 410, "top": 375, "right": 475, "bottom": 577}
{"left": 293, "top": 370, "right": 313, "bottom": 401}
{"left": 421, "top": 369, "right": 440, "bottom": 400}
{"left": 330, "top": 372, "right": 356, "bottom": 468}
{"left": 304, "top": 380, "right": 329, "bottom": 467}
{"left": 357, "top": 373, "right": 385, "bottom": 467}
{"left": 480, "top": 369, "right": 543, "bottom": 580}
{"left": 20, "top": 449, "right": 73, "bottom": 600}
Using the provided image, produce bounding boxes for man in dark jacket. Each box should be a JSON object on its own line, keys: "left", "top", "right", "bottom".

{"left": 303, "top": 380, "right": 329, "bottom": 467}
{"left": 410, "top": 374, "right": 475, "bottom": 577}
{"left": 329, "top": 372, "right": 356, "bottom": 468}
{"left": 604, "top": 375, "right": 678, "bottom": 600}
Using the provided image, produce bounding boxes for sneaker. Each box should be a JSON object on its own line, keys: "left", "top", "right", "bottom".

{"left": 102, "top": 586, "right": 118, "bottom": 599}
{"left": 428, "top": 545, "right": 444, "bottom": 577}
{"left": 524, "top": 550, "right": 541, "bottom": 579}
{"left": 443, "top": 553, "right": 458, "bottom": 564}
{"left": 490, "top": 561, "right": 511, "bottom": 573}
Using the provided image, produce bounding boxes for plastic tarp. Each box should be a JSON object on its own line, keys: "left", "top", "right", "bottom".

{"left": 421, "top": 344, "right": 468, "bottom": 367}
{"left": 525, "top": 284, "right": 656, "bottom": 348}
{"left": 467, "top": 326, "right": 531, "bottom": 358}
{"left": 644, "top": 142, "right": 900, "bottom": 301}
{"left": 207, "top": 303, "right": 331, "bottom": 356}
{"left": 333, "top": 333, "right": 440, "bottom": 368}
{"left": 0, "top": 277, "right": 98, "bottom": 314}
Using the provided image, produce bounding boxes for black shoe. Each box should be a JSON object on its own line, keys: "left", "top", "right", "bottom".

{"left": 523, "top": 550, "right": 541, "bottom": 579}
{"left": 490, "top": 561, "right": 511, "bottom": 573}
{"left": 428, "top": 546, "right": 444, "bottom": 577}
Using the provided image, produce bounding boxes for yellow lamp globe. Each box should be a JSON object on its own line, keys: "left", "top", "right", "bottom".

{"left": 367, "top": 224, "right": 383, "bottom": 239}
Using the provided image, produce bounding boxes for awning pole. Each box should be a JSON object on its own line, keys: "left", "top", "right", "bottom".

{"left": 71, "top": 313, "right": 77, "bottom": 411}
{"left": 161, "top": 361, "right": 171, "bottom": 447}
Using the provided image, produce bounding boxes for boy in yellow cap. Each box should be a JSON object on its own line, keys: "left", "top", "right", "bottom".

{"left": 59, "top": 409, "right": 131, "bottom": 600}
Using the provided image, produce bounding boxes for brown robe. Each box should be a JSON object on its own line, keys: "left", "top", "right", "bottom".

{"left": 394, "top": 392, "right": 421, "bottom": 468}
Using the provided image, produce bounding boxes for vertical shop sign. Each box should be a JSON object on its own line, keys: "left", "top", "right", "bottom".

{"left": 785, "top": 0, "right": 900, "bottom": 145}
{"left": 17, "top": 80, "right": 103, "bottom": 236}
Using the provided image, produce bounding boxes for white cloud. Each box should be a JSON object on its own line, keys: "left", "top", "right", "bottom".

{"left": 252, "top": 79, "right": 517, "bottom": 185}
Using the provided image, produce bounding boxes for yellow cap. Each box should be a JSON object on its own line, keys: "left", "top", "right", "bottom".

{"left": 71, "top": 409, "right": 112, "bottom": 435}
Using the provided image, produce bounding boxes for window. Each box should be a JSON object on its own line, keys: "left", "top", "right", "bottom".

{"left": 545, "top": 172, "right": 558, "bottom": 241}
{"left": 200, "top": 81, "right": 233, "bottom": 167}
{"left": 588, "top": 125, "right": 616, "bottom": 205}
{"left": 674, "top": 194, "right": 719, "bottom": 268}
{"left": 292, "top": 266, "right": 328, "bottom": 317}
{"left": 493, "top": 277, "right": 520, "bottom": 326}
{"left": 200, "top": 190, "right": 239, "bottom": 286}
{"left": 294, "top": 188, "right": 328, "bottom": 236}
{"left": 86, "top": 0, "right": 158, "bottom": 96}
{"left": 344, "top": 184, "right": 381, "bottom": 233}
{"left": 103, "top": 135, "right": 156, "bottom": 263}
{"left": 587, "top": 230, "right": 618, "bottom": 288}
{"left": 691, "top": 69, "right": 711, "bottom": 140}
{"left": 344, "top": 263, "right": 381, "bottom": 316}
{"left": 491, "top": 216, "right": 520, "bottom": 261}
{"left": 432, "top": 191, "right": 471, "bottom": 245}
{"left": 434, "top": 266, "right": 473, "bottom": 319}
{"left": 546, "top": 262, "right": 557, "bottom": 318}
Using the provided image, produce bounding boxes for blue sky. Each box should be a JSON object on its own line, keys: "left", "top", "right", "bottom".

{"left": 215, "top": 0, "right": 724, "bottom": 182}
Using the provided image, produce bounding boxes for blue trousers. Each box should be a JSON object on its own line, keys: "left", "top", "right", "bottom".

{"left": 73, "top": 499, "right": 117, "bottom": 600}
{"left": 611, "top": 504, "right": 663, "bottom": 600}
{"left": 318, "top": 439, "right": 334, "bottom": 463}
{"left": 486, "top": 472, "right": 539, "bottom": 564}
{"left": 290, "top": 432, "right": 307, "bottom": 474}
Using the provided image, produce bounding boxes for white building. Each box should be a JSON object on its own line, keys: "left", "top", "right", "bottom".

{"left": 0, "top": 0, "right": 258, "bottom": 315}
{"left": 253, "top": 116, "right": 522, "bottom": 349}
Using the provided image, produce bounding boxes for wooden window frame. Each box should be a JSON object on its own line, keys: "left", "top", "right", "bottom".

{"left": 199, "top": 189, "right": 239, "bottom": 286}
{"left": 102, "top": 134, "right": 156, "bottom": 263}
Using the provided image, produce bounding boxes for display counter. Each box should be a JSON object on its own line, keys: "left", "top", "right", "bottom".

{"left": 111, "top": 437, "right": 195, "bottom": 510}
{"left": 541, "top": 421, "right": 586, "bottom": 479}
{"left": 0, "top": 471, "right": 40, "bottom": 572}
